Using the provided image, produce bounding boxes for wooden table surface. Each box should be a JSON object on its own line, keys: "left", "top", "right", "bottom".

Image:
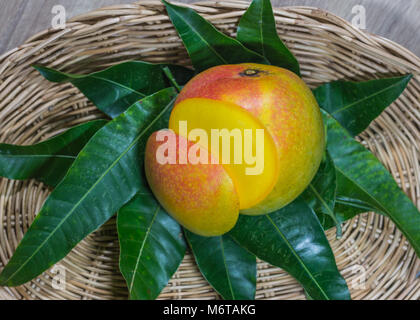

{"left": 0, "top": 0, "right": 419, "bottom": 57}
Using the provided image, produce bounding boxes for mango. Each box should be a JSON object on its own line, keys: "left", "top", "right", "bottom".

{"left": 145, "top": 130, "right": 240, "bottom": 236}
{"left": 176, "top": 63, "right": 325, "bottom": 215}
{"left": 145, "top": 63, "right": 324, "bottom": 235}
{"left": 169, "top": 98, "right": 279, "bottom": 210}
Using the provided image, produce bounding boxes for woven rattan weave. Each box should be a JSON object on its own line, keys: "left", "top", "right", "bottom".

{"left": 0, "top": 1, "right": 419, "bottom": 300}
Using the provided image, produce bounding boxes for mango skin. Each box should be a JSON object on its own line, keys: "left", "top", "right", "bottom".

{"left": 145, "top": 130, "right": 240, "bottom": 236}
{"left": 176, "top": 63, "right": 325, "bottom": 215}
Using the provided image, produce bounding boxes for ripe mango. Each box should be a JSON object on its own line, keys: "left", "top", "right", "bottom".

{"left": 145, "top": 63, "right": 325, "bottom": 235}
{"left": 176, "top": 63, "right": 325, "bottom": 215}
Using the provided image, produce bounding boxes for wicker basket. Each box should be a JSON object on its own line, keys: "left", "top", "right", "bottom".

{"left": 0, "top": 0, "right": 419, "bottom": 300}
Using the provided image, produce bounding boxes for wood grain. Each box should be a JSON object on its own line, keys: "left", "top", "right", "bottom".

{"left": 0, "top": 0, "right": 419, "bottom": 56}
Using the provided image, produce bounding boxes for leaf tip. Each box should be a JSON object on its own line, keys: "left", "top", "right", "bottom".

{"left": 32, "top": 64, "right": 48, "bottom": 74}
{"left": 161, "top": 0, "right": 171, "bottom": 8}
{"left": 405, "top": 73, "right": 413, "bottom": 82}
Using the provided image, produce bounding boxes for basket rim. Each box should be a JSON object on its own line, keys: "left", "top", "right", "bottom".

{"left": 2, "top": 0, "right": 419, "bottom": 73}
{"left": 0, "top": 0, "right": 419, "bottom": 301}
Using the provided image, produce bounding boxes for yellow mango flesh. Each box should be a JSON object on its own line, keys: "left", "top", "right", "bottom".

{"left": 145, "top": 131, "right": 240, "bottom": 236}
{"left": 169, "top": 98, "right": 279, "bottom": 210}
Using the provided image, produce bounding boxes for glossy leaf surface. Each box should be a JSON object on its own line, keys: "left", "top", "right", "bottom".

{"left": 237, "top": 0, "right": 300, "bottom": 75}
{"left": 314, "top": 75, "right": 412, "bottom": 136}
{"left": 185, "top": 231, "right": 256, "bottom": 300}
{"left": 0, "top": 120, "right": 106, "bottom": 187}
{"left": 302, "top": 151, "right": 342, "bottom": 237}
{"left": 118, "top": 192, "right": 186, "bottom": 300}
{"left": 0, "top": 88, "right": 177, "bottom": 286}
{"left": 324, "top": 111, "right": 420, "bottom": 256}
{"left": 35, "top": 62, "right": 193, "bottom": 118}
{"left": 229, "top": 198, "right": 350, "bottom": 300}
{"left": 163, "top": 0, "right": 268, "bottom": 72}
{"left": 316, "top": 191, "right": 376, "bottom": 231}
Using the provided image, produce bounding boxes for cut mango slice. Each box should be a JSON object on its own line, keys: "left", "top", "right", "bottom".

{"left": 145, "top": 131, "right": 240, "bottom": 236}
{"left": 169, "top": 98, "right": 279, "bottom": 210}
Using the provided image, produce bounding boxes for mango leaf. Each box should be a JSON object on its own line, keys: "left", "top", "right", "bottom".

{"left": 334, "top": 193, "right": 377, "bottom": 226}
{"left": 317, "top": 196, "right": 375, "bottom": 231}
{"left": 184, "top": 231, "right": 256, "bottom": 300}
{"left": 302, "top": 151, "right": 342, "bottom": 238}
{"left": 314, "top": 75, "right": 412, "bottom": 136}
{"left": 164, "top": 64, "right": 195, "bottom": 87}
{"left": 306, "top": 167, "right": 376, "bottom": 231}
{"left": 118, "top": 191, "right": 186, "bottom": 300}
{"left": 237, "top": 0, "right": 300, "bottom": 76}
{"left": 229, "top": 198, "right": 350, "bottom": 300}
{"left": 316, "top": 172, "right": 381, "bottom": 231}
{"left": 162, "top": 0, "right": 268, "bottom": 72}
{"left": 0, "top": 88, "right": 177, "bottom": 286}
{"left": 0, "top": 120, "right": 106, "bottom": 187}
{"left": 34, "top": 62, "right": 193, "bottom": 118}
{"left": 324, "top": 111, "right": 420, "bottom": 256}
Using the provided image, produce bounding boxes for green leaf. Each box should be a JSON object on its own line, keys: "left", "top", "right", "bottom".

{"left": 237, "top": 0, "right": 300, "bottom": 76}
{"left": 313, "top": 75, "right": 412, "bottom": 136}
{"left": 162, "top": 67, "right": 182, "bottom": 93}
{"left": 304, "top": 290, "right": 314, "bottom": 300}
{"left": 334, "top": 195, "right": 376, "bottom": 225}
{"left": 302, "top": 151, "right": 342, "bottom": 237}
{"left": 318, "top": 173, "right": 380, "bottom": 231}
{"left": 162, "top": 0, "right": 268, "bottom": 72}
{"left": 118, "top": 191, "right": 186, "bottom": 300}
{"left": 315, "top": 194, "right": 376, "bottom": 231}
{"left": 229, "top": 198, "right": 350, "bottom": 300}
{"left": 34, "top": 62, "right": 193, "bottom": 118}
{"left": 0, "top": 120, "right": 106, "bottom": 187}
{"left": 324, "top": 111, "right": 420, "bottom": 256}
{"left": 0, "top": 88, "right": 177, "bottom": 286}
{"left": 184, "top": 231, "right": 256, "bottom": 300}
{"left": 165, "top": 64, "right": 196, "bottom": 87}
